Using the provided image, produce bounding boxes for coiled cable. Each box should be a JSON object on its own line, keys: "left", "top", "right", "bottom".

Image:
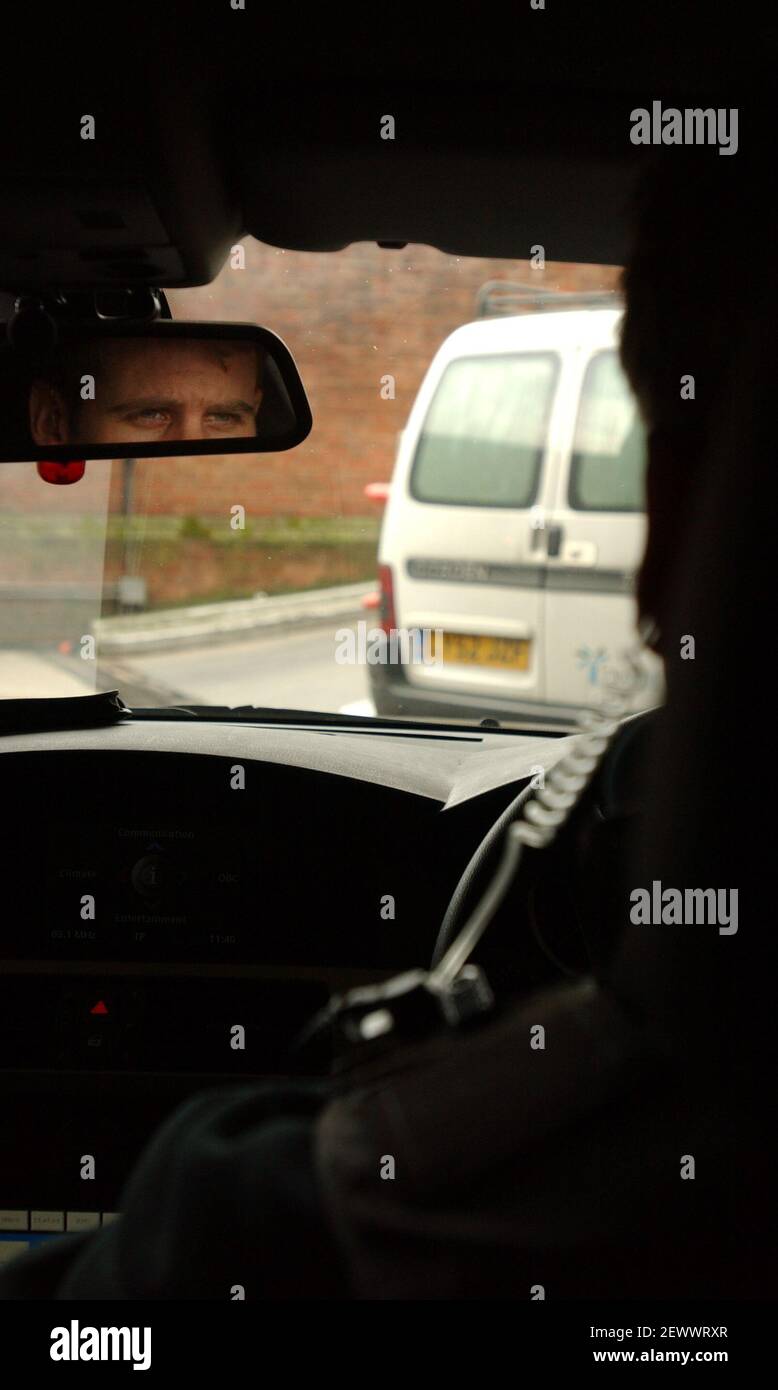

{"left": 428, "top": 644, "right": 648, "bottom": 991}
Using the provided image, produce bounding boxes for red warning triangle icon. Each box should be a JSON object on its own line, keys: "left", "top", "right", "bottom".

{"left": 90, "top": 1000, "right": 109, "bottom": 1016}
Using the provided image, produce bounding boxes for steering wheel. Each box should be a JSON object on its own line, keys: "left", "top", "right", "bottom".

{"left": 430, "top": 709, "right": 661, "bottom": 987}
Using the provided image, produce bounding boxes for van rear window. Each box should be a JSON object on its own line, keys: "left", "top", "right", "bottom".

{"left": 569, "top": 350, "right": 646, "bottom": 511}
{"left": 410, "top": 352, "right": 558, "bottom": 508}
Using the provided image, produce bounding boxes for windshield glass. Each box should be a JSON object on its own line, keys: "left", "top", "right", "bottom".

{"left": 1, "top": 241, "right": 657, "bottom": 727}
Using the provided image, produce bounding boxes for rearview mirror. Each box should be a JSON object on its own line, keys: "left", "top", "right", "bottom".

{"left": 0, "top": 321, "right": 312, "bottom": 462}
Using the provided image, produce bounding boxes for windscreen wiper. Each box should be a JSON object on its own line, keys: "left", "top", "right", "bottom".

{"left": 127, "top": 704, "right": 489, "bottom": 739}
{"left": 0, "top": 690, "right": 131, "bottom": 735}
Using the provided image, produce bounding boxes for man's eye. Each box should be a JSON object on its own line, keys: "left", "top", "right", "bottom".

{"left": 125, "top": 409, "right": 170, "bottom": 427}
{"left": 206, "top": 412, "right": 244, "bottom": 428}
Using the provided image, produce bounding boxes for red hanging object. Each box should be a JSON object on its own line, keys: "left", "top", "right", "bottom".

{"left": 37, "top": 459, "right": 86, "bottom": 485}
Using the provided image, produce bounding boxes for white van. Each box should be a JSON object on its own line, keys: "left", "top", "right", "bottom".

{"left": 368, "top": 302, "right": 663, "bottom": 729}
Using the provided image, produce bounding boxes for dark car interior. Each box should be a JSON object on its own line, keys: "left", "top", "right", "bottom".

{"left": 0, "top": 4, "right": 774, "bottom": 1331}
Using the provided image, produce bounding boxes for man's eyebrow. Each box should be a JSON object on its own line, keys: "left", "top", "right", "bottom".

{"left": 103, "top": 397, "right": 179, "bottom": 415}
{"left": 207, "top": 399, "right": 259, "bottom": 414}
{"left": 102, "top": 397, "right": 259, "bottom": 415}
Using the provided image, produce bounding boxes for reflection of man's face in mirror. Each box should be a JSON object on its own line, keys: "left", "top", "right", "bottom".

{"left": 29, "top": 339, "right": 264, "bottom": 445}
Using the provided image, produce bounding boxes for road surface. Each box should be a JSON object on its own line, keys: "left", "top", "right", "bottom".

{"left": 3, "top": 622, "right": 376, "bottom": 715}
{"left": 111, "top": 621, "right": 376, "bottom": 713}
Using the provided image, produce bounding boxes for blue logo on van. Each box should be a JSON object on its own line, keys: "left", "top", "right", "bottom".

{"left": 577, "top": 646, "right": 608, "bottom": 685}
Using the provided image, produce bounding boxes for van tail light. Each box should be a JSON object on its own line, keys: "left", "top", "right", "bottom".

{"left": 364, "top": 481, "right": 391, "bottom": 503}
{"left": 377, "top": 564, "right": 396, "bottom": 634}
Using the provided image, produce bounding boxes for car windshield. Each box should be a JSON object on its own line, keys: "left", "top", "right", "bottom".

{"left": 0, "top": 241, "right": 653, "bottom": 728}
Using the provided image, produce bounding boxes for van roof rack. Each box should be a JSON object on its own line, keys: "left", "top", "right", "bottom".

{"left": 475, "top": 280, "right": 622, "bottom": 318}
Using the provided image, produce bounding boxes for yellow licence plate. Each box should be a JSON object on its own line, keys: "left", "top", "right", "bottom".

{"left": 434, "top": 632, "right": 531, "bottom": 670}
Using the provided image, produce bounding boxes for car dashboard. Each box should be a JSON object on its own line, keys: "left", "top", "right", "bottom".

{"left": 0, "top": 715, "right": 570, "bottom": 1260}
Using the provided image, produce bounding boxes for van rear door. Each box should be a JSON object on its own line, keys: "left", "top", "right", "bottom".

{"left": 382, "top": 343, "right": 562, "bottom": 711}
{"left": 544, "top": 338, "right": 657, "bottom": 708}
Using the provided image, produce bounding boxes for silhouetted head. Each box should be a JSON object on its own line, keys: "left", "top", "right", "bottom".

{"left": 619, "top": 144, "right": 760, "bottom": 657}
